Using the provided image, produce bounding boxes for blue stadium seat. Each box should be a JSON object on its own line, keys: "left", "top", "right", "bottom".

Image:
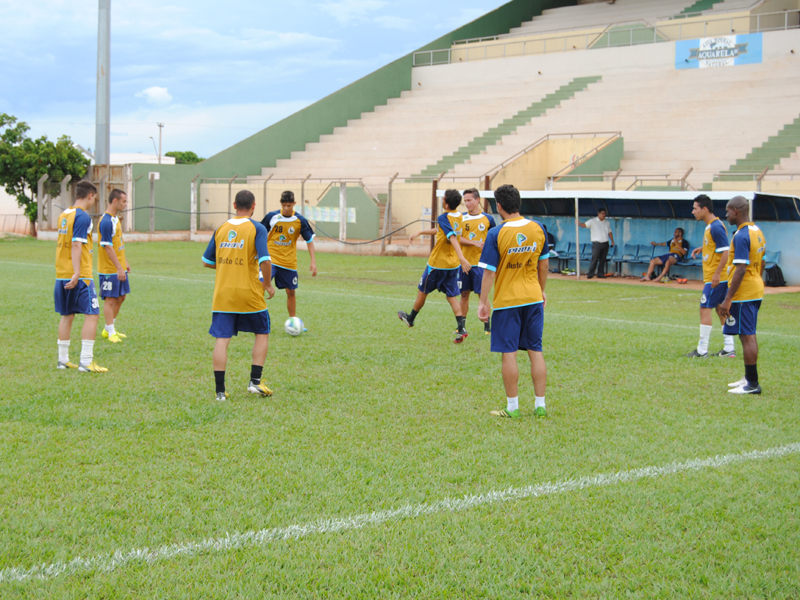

{"left": 556, "top": 241, "right": 576, "bottom": 271}
{"left": 632, "top": 244, "right": 655, "bottom": 266}
{"left": 764, "top": 250, "right": 780, "bottom": 268}
{"left": 612, "top": 243, "right": 638, "bottom": 273}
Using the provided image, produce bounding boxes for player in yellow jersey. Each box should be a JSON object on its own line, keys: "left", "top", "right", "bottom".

{"left": 641, "top": 228, "right": 689, "bottom": 282}
{"left": 260, "top": 191, "right": 317, "bottom": 324}
{"left": 203, "top": 190, "right": 276, "bottom": 401}
{"left": 685, "top": 194, "right": 735, "bottom": 358}
{"left": 718, "top": 196, "right": 766, "bottom": 395}
{"left": 457, "top": 188, "right": 496, "bottom": 335}
{"left": 98, "top": 189, "right": 131, "bottom": 343}
{"left": 398, "top": 189, "right": 471, "bottom": 343}
{"left": 54, "top": 180, "right": 107, "bottom": 373}
{"left": 478, "top": 185, "right": 550, "bottom": 419}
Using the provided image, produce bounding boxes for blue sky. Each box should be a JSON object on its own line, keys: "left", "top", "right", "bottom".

{"left": 0, "top": 0, "right": 503, "bottom": 160}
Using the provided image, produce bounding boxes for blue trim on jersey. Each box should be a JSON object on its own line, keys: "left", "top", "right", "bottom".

{"left": 730, "top": 299, "right": 760, "bottom": 304}
{"left": 202, "top": 256, "right": 215, "bottom": 265}
{"left": 492, "top": 300, "right": 543, "bottom": 311}
{"left": 55, "top": 277, "right": 94, "bottom": 281}
{"left": 306, "top": 233, "right": 315, "bottom": 243}
{"left": 539, "top": 252, "right": 550, "bottom": 261}
{"left": 258, "top": 256, "right": 271, "bottom": 264}
{"left": 211, "top": 309, "right": 269, "bottom": 314}
{"left": 426, "top": 264, "right": 459, "bottom": 270}
{"left": 479, "top": 263, "right": 496, "bottom": 272}
{"left": 72, "top": 237, "right": 87, "bottom": 243}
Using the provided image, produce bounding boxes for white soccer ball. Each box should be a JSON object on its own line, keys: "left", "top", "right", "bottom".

{"left": 284, "top": 316, "right": 304, "bottom": 336}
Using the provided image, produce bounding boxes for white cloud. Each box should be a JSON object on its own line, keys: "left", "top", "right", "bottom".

{"left": 136, "top": 87, "right": 173, "bottom": 106}
{"left": 373, "top": 15, "right": 414, "bottom": 31}
{"left": 318, "top": 0, "right": 386, "bottom": 25}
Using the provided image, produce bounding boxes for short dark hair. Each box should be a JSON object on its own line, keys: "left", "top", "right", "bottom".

{"left": 234, "top": 190, "right": 255, "bottom": 210}
{"left": 443, "top": 189, "right": 462, "bottom": 210}
{"left": 494, "top": 184, "right": 521, "bottom": 214}
{"left": 462, "top": 188, "right": 480, "bottom": 200}
{"left": 694, "top": 194, "right": 713, "bottom": 212}
{"left": 597, "top": 208, "right": 607, "bottom": 215}
{"left": 280, "top": 190, "right": 295, "bottom": 204}
{"left": 676, "top": 227, "right": 685, "bottom": 236}
{"left": 75, "top": 180, "right": 97, "bottom": 199}
{"left": 109, "top": 188, "right": 126, "bottom": 203}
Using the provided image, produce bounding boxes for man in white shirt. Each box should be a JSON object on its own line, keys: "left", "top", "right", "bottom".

{"left": 579, "top": 208, "right": 614, "bottom": 279}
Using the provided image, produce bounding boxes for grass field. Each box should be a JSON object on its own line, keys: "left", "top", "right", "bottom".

{"left": 1, "top": 235, "right": 799, "bottom": 598}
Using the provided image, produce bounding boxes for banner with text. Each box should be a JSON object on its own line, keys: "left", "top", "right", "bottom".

{"left": 675, "top": 33, "right": 762, "bottom": 70}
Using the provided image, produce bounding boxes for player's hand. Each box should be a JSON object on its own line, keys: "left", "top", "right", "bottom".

{"left": 691, "top": 248, "right": 701, "bottom": 258}
{"left": 310, "top": 262, "right": 317, "bottom": 277}
{"left": 542, "top": 291, "right": 547, "bottom": 309}
{"left": 475, "top": 240, "right": 484, "bottom": 250}
{"left": 118, "top": 269, "right": 127, "bottom": 282}
{"left": 126, "top": 263, "right": 131, "bottom": 272}
{"left": 477, "top": 302, "right": 489, "bottom": 323}
{"left": 717, "top": 300, "right": 731, "bottom": 318}
{"left": 651, "top": 241, "right": 657, "bottom": 246}
{"left": 264, "top": 283, "right": 276, "bottom": 299}
{"left": 460, "top": 258, "right": 471, "bottom": 274}
{"left": 711, "top": 273, "right": 720, "bottom": 288}
{"left": 64, "top": 274, "right": 79, "bottom": 290}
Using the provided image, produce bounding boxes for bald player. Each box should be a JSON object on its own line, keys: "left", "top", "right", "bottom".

{"left": 718, "top": 196, "right": 766, "bottom": 395}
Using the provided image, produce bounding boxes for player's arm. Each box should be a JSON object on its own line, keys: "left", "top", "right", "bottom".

{"left": 608, "top": 230, "right": 615, "bottom": 246}
{"left": 691, "top": 246, "right": 702, "bottom": 258}
{"left": 100, "top": 218, "right": 127, "bottom": 280}
{"left": 254, "top": 223, "right": 276, "bottom": 298}
{"left": 477, "top": 270, "right": 495, "bottom": 323}
{"left": 410, "top": 227, "right": 437, "bottom": 241}
{"left": 651, "top": 240, "right": 664, "bottom": 246}
{"left": 710, "top": 249, "right": 728, "bottom": 288}
{"left": 450, "top": 235, "right": 471, "bottom": 273}
{"left": 65, "top": 241, "right": 82, "bottom": 289}
{"left": 202, "top": 231, "right": 217, "bottom": 270}
{"left": 458, "top": 235, "right": 482, "bottom": 248}
{"left": 103, "top": 246, "right": 127, "bottom": 281}
{"left": 306, "top": 241, "right": 317, "bottom": 277}
{"left": 538, "top": 258, "right": 549, "bottom": 309}
{"left": 718, "top": 264, "right": 746, "bottom": 318}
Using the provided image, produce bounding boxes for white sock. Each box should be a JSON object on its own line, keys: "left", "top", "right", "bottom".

{"left": 507, "top": 396, "right": 519, "bottom": 412}
{"left": 535, "top": 396, "right": 546, "bottom": 410}
{"left": 105, "top": 323, "right": 116, "bottom": 335}
{"left": 697, "top": 325, "right": 712, "bottom": 355}
{"left": 57, "top": 340, "right": 70, "bottom": 363}
{"left": 80, "top": 340, "right": 95, "bottom": 366}
{"left": 723, "top": 334, "right": 735, "bottom": 353}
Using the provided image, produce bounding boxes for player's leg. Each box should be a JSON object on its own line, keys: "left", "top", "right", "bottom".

{"left": 660, "top": 256, "right": 677, "bottom": 280}
{"left": 112, "top": 294, "right": 127, "bottom": 338}
{"left": 489, "top": 308, "right": 521, "bottom": 418}
{"left": 213, "top": 336, "right": 232, "bottom": 400}
{"left": 57, "top": 313, "right": 76, "bottom": 369}
{"left": 642, "top": 257, "right": 662, "bottom": 281}
{"left": 716, "top": 310, "right": 735, "bottom": 356}
{"left": 286, "top": 288, "right": 296, "bottom": 318}
{"left": 248, "top": 333, "right": 273, "bottom": 397}
{"left": 489, "top": 352, "right": 521, "bottom": 419}
{"left": 446, "top": 295, "right": 468, "bottom": 343}
{"left": 726, "top": 301, "right": 760, "bottom": 394}
{"left": 398, "top": 274, "right": 430, "bottom": 328}
{"left": 481, "top": 294, "right": 491, "bottom": 334}
{"left": 77, "top": 282, "right": 107, "bottom": 373}
{"left": 102, "top": 296, "right": 120, "bottom": 340}
{"left": 528, "top": 349, "right": 547, "bottom": 417}
{"left": 688, "top": 300, "right": 713, "bottom": 357}
{"left": 460, "top": 290, "right": 470, "bottom": 320}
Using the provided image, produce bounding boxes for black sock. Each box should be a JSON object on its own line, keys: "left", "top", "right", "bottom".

{"left": 456, "top": 316, "right": 466, "bottom": 333}
{"left": 409, "top": 309, "right": 419, "bottom": 322}
{"left": 745, "top": 364, "right": 758, "bottom": 386}
{"left": 250, "top": 365, "right": 263, "bottom": 384}
{"left": 484, "top": 318, "right": 491, "bottom": 330}
{"left": 214, "top": 370, "right": 226, "bottom": 394}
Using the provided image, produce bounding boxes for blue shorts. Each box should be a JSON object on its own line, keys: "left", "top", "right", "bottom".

{"left": 209, "top": 311, "right": 271, "bottom": 338}
{"left": 418, "top": 266, "right": 461, "bottom": 297}
{"left": 272, "top": 265, "right": 298, "bottom": 290}
{"left": 657, "top": 253, "right": 680, "bottom": 264}
{"left": 459, "top": 266, "right": 484, "bottom": 295}
{"left": 54, "top": 279, "right": 99, "bottom": 316}
{"left": 700, "top": 281, "right": 728, "bottom": 309}
{"left": 99, "top": 273, "right": 131, "bottom": 299}
{"left": 490, "top": 303, "right": 544, "bottom": 353}
{"left": 723, "top": 300, "right": 761, "bottom": 336}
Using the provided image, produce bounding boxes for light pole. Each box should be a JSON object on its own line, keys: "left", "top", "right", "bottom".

{"left": 157, "top": 122, "right": 163, "bottom": 164}
{"left": 149, "top": 136, "right": 159, "bottom": 163}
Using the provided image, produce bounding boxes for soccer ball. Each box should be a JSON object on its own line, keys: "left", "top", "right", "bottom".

{"left": 284, "top": 316, "right": 304, "bottom": 336}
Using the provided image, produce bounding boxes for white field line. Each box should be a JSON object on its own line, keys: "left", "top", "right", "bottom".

{"left": 2, "top": 262, "right": 798, "bottom": 339}
{"left": 1, "top": 442, "right": 798, "bottom": 584}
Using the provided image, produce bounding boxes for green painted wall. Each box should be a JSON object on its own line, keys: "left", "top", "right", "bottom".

{"left": 568, "top": 137, "right": 624, "bottom": 182}
{"left": 131, "top": 164, "right": 201, "bottom": 231}
{"left": 141, "top": 0, "right": 576, "bottom": 228}
{"left": 315, "top": 186, "right": 380, "bottom": 240}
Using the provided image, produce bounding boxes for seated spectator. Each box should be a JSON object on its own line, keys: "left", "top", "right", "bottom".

{"left": 641, "top": 228, "right": 689, "bottom": 282}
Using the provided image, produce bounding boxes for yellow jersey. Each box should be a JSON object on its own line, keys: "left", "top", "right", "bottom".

{"left": 478, "top": 217, "right": 549, "bottom": 310}
{"left": 428, "top": 212, "right": 463, "bottom": 270}
{"left": 202, "top": 218, "right": 271, "bottom": 313}
{"left": 461, "top": 212, "right": 497, "bottom": 266}
{"left": 98, "top": 212, "right": 127, "bottom": 275}
{"left": 725, "top": 222, "right": 765, "bottom": 302}
{"left": 701, "top": 217, "right": 730, "bottom": 283}
{"left": 55, "top": 206, "right": 93, "bottom": 280}
{"left": 261, "top": 211, "right": 314, "bottom": 271}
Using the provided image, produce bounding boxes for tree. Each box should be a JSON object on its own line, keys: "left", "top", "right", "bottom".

{"left": 165, "top": 150, "right": 205, "bottom": 164}
{"left": 0, "top": 113, "right": 90, "bottom": 233}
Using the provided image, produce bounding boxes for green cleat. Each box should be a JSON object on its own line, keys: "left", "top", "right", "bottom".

{"left": 490, "top": 408, "right": 520, "bottom": 419}
{"left": 534, "top": 406, "right": 547, "bottom": 418}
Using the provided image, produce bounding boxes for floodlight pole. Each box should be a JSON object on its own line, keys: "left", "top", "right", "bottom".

{"left": 157, "top": 122, "right": 164, "bottom": 164}
{"left": 95, "top": 0, "right": 110, "bottom": 166}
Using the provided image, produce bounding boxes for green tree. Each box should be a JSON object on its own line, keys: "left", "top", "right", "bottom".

{"left": 0, "top": 113, "right": 90, "bottom": 233}
{"left": 165, "top": 150, "right": 205, "bottom": 164}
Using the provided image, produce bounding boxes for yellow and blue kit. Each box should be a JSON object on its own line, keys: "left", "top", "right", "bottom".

{"left": 460, "top": 212, "right": 497, "bottom": 266}
{"left": 260, "top": 211, "right": 315, "bottom": 270}
{"left": 427, "top": 212, "right": 463, "bottom": 270}
{"left": 54, "top": 206, "right": 98, "bottom": 315}
{"left": 701, "top": 217, "right": 730, "bottom": 283}
{"left": 478, "top": 217, "right": 549, "bottom": 310}
{"left": 98, "top": 212, "right": 127, "bottom": 274}
{"left": 722, "top": 222, "right": 765, "bottom": 336}
{"left": 202, "top": 218, "right": 271, "bottom": 314}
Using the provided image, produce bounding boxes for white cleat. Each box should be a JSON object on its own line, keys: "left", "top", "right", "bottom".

{"left": 728, "top": 377, "right": 747, "bottom": 388}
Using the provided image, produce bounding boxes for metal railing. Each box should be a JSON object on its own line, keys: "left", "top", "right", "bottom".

{"left": 412, "top": 9, "right": 799, "bottom": 67}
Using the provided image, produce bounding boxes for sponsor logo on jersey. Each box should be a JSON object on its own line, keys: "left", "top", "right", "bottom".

{"left": 288, "top": 227, "right": 295, "bottom": 235}
{"left": 726, "top": 315, "right": 736, "bottom": 327}
{"left": 478, "top": 223, "right": 485, "bottom": 231}
{"left": 219, "top": 241, "right": 245, "bottom": 249}
{"left": 228, "top": 230, "right": 237, "bottom": 242}
{"left": 701, "top": 294, "right": 708, "bottom": 304}
{"left": 274, "top": 234, "right": 293, "bottom": 247}
{"left": 516, "top": 233, "right": 527, "bottom": 246}
{"left": 468, "top": 232, "right": 476, "bottom": 240}
{"left": 61, "top": 218, "right": 68, "bottom": 229}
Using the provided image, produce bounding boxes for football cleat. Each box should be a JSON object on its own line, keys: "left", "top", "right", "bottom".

{"left": 247, "top": 381, "right": 274, "bottom": 397}
{"left": 728, "top": 377, "right": 747, "bottom": 388}
{"left": 107, "top": 333, "right": 123, "bottom": 343}
{"left": 714, "top": 349, "right": 736, "bottom": 358}
{"left": 534, "top": 406, "right": 547, "bottom": 418}
{"left": 397, "top": 311, "right": 414, "bottom": 328}
{"left": 215, "top": 391, "right": 230, "bottom": 402}
{"left": 454, "top": 331, "right": 468, "bottom": 344}
{"left": 115, "top": 331, "right": 127, "bottom": 339}
{"left": 57, "top": 361, "right": 78, "bottom": 370}
{"left": 490, "top": 408, "right": 520, "bottom": 419}
{"left": 728, "top": 383, "right": 762, "bottom": 395}
{"left": 684, "top": 349, "right": 708, "bottom": 358}
{"left": 78, "top": 361, "right": 108, "bottom": 373}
